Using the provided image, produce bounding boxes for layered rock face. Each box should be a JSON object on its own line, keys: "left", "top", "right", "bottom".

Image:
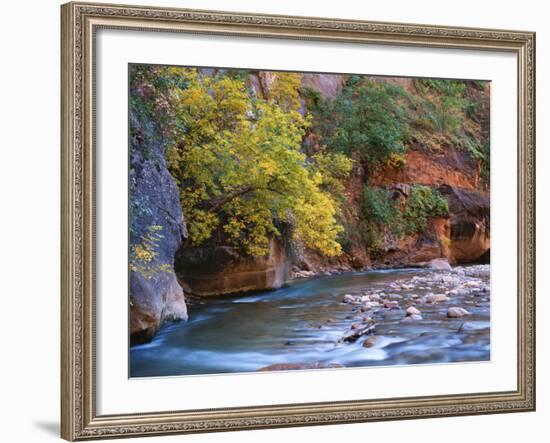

{"left": 439, "top": 185, "right": 490, "bottom": 263}
{"left": 129, "top": 87, "right": 188, "bottom": 344}
{"left": 134, "top": 72, "right": 489, "bottom": 305}
{"left": 175, "top": 238, "right": 292, "bottom": 296}
{"left": 360, "top": 184, "right": 489, "bottom": 268}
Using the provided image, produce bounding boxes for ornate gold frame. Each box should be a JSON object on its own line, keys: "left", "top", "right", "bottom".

{"left": 61, "top": 1, "right": 536, "bottom": 440}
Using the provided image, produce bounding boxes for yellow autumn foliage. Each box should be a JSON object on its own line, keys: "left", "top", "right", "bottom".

{"left": 164, "top": 68, "right": 352, "bottom": 257}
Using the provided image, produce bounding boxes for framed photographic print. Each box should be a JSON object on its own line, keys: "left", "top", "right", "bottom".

{"left": 61, "top": 1, "right": 536, "bottom": 440}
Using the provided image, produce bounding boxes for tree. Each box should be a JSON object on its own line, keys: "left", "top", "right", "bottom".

{"left": 162, "top": 68, "right": 352, "bottom": 257}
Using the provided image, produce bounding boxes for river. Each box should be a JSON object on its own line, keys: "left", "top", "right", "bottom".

{"left": 130, "top": 267, "right": 490, "bottom": 377}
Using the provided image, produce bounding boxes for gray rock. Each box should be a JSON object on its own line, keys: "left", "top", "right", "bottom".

{"left": 424, "top": 293, "right": 450, "bottom": 303}
{"left": 447, "top": 307, "right": 471, "bottom": 318}
{"left": 429, "top": 258, "right": 452, "bottom": 271}
{"left": 343, "top": 294, "right": 355, "bottom": 304}
{"left": 129, "top": 79, "right": 188, "bottom": 344}
{"left": 406, "top": 306, "right": 421, "bottom": 316}
{"left": 342, "top": 322, "right": 376, "bottom": 342}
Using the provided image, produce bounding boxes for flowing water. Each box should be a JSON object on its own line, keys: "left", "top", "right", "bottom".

{"left": 130, "top": 268, "right": 490, "bottom": 377}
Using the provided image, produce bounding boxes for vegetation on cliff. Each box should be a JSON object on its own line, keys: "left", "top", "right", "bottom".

{"left": 131, "top": 66, "right": 352, "bottom": 258}
{"left": 129, "top": 65, "right": 490, "bottom": 277}
{"left": 362, "top": 185, "right": 449, "bottom": 256}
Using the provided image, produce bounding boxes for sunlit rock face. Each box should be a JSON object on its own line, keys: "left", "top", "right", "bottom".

{"left": 175, "top": 238, "right": 292, "bottom": 296}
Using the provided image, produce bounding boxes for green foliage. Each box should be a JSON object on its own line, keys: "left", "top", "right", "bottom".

{"left": 141, "top": 67, "right": 353, "bottom": 257}
{"left": 362, "top": 186, "right": 399, "bottom": 226}
{"left": 361, "top": 185, "right": 449, "bottom": 252}
{"left": 411, "top": 78, "right": 490, "bottom": 183}
{"left": 401, "top": 186, "right": 449, "bottom": 235}
{"left": 411, "top": 80, "right": 466, "bottom": 134}
{"left": 304, "top": 77, "right": 411, "bottom": 167}
{"left": 129, "top": 65, "right": 488, "bottom": 264}
{"left": 415, "top": 79, "right": 466, "bottom": 97}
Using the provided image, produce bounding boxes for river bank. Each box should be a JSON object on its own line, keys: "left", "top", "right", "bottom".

{"left": 130, "top": 264, "right": 490, "bottom": 377}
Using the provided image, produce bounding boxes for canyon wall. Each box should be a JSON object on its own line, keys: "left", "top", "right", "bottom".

{"left": 129, "top": 83, "right": 189, "bottom": 344}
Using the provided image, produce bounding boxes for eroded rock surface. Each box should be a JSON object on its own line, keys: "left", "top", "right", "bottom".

{"left": 175, "top": 238, "right": 292, "bottom": 296}
{"left": 129, "top": 81, "right": 188, "bottom": 344}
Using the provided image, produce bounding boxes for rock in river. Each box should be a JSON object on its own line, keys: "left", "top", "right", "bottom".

{"left": 406, "top": 306, "right": 421, "bottom": 316}
{"left": 342, "top": 322, "right": 376, "bottom": 342}
{"left": 447, "top": 307, "right": 471, "bottom": 318}
{"left": 429, "top": 258, "right": 452, "bottom": 271}
{"left": 343, "top": 294, "right": 355, "bottom": 304}
{"left": 424, "top": 293, "right": 449, "bottom": 303}
{"left": 363, "top": 337, "right": 378, "bottom": 348}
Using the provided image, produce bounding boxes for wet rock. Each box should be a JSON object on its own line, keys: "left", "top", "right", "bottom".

{"left": 294, "top": 270, "right": 317, "bottom": 279}
{"left": 410, "top": 314, "right": 423, "bottom": 321}
{"left": 424, "top": 293, "right": 449, "bottom": 303}
{"left": 429, "top": 258, "right": 452, "bottom": 271}
{"left": 447, "top": 307, "right": 470, "bottom": 318}
{"left": 458, "top": 321, "right": 490, "bottom": 332}
{"left": 361, "top": 301, "right": 380, "bottom": 311}
{"left": 342, "top": 322, "right": 376, "bottom": 342}
{"left": 406, "top": 306, "right": 421, "bottom": 316}
{"left": 384, "top": 301, "right": 400, "bottom": 309}
{"left": 343, "top": 294, "right": 355, "bottom": 304}
{"left": 363, "top": 337, "right": 378, "bottom": 348}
